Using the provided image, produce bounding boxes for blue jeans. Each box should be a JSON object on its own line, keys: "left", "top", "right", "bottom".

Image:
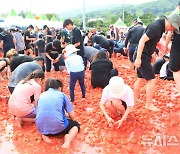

{"left": 70, "top": 71, "right": 86, "bottom": 102}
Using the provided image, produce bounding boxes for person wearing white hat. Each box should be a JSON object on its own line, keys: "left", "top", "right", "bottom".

{"left": 100, "top": 76, "right": 134, "bottom": 128}
{"left": 64, "top": 44, "right": 86, "bottom": 102}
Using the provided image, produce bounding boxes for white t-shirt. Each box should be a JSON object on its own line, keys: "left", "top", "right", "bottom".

{"left": 160, "top": 61, "right": 169, "bottom": 78}
{"left": 100, "top": 85, "right": 134, "bottom": 107}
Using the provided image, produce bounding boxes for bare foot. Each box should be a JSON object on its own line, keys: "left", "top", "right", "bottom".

{"left": 145, "top": 104, "right": 160, "bottom": 111}
{"left": 62, "top": 134, "right": 70, "bottom": 148}
{"left": 81, "top": 98, "right": 85, "bottom": 101}
{"left": 12, "top": 117, "right": 22, "bottom": 128}
{"left": 42, "top": 135, "right": 52, "bottom": 143}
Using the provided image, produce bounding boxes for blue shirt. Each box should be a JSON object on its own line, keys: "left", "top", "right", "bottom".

{"left": 35, "top": 88, "right": 73, "bottom": 135}
{"left": 65, "top": 53, "right": 84, "bottom": 74}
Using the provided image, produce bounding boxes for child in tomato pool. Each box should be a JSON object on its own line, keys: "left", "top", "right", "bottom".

{"left": 100, "top": 76, "right": 134, "bottom": 128}
{"left": 35, "top": 78, "right": 80, "bottom": 148}
{"left": 63, "top": 44, "right": 86, "bottom": 102}
{"left": 8, "top": 69, "right": 45, "bottom": 128}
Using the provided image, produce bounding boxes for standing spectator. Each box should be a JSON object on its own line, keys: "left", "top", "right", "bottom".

{"left": 64, "top": 44, "right": 85, "bottom": 103}
{"left": 45, "top": 39, "right": 62, "bottom": 78}
{"left": 124, "top": 20, "right": 145, "bottom": 70}
{"left": 63, "top": 19, "right": 85, "bottom": 60}
{"left": 24, "top": 25, "right": 36, "bottom": 57}
{"left": 8, "top": 69, "right": 45, "bottom": 128}
{"left": 43, "top": 25, "right": 53, "bottom": 43}
{"left": 0, "top": 28, "right": 15, "bottom": 57}
{"left": 134, "top": 14, "right": 180, "bottom": 111}
{"left": 33, "top": 34, "right": 46, "bottom": 60}
{"left": 35, "top": 78, "right": 80, "bottom": 148}
{"left": 13, "top": 29, "right": 25, "bottom": 54}
{"left": 50, "top": 27, "right": 56, "bottom": 40}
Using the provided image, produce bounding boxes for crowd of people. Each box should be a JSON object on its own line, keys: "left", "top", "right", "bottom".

{"left": 0, "top": 2, "right": 180, "bottom": 149}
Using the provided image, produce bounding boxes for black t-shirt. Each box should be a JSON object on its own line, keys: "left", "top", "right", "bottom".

{"left": 0, "top": 31, "right": 15, "bottom": 52}
{"left": 24, "top": 30, "right": 31, "bottom": 45}
{"left": 92, "top": 35, "right": 110, "bottom": 48}
{"left": 171, "top": 31, "right": 180, "bottom": 53}
{"left": 34, "top": 39, "right": 45, "bottom": 53}
{"left": 143, "top": 19, "right": 165, "bottom": 57}
{"left": 90, "top": 59, "right": 113, "bottom": 76}
{"left": 47, "top": 30, "right": 53, "bottom": 43}
{"left": 10, "top": 54, "right": 34, "bottom": 72}
{"left": 70, "top": 27, "right": 84, "bottom": 57}
{"left": 125, "top": 25, "right": 145, "bottom": 47}
{"left": 45, "top": 42, "right": 62, "bottom": 59}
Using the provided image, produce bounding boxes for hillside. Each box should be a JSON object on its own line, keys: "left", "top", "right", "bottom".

{"left": 61, "top": 0, "right": 179, "bottom": 26}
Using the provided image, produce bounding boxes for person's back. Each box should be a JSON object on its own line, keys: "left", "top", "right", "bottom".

{"left": 127, "top": 25, "right": 145, "bottom": 45}
{"left": 84, "top": 46, "right": 99, "bottom": 62}
{"left": 0, "top": 30, "right": 15, "bottom": 56}
{"left": 142, "top": 19, "right": 165, "bottom": 57}
{"left": 14, "top": 31, "right": 25, "bottom": 53}
{"left": 35, "top": 78, "right": 80, "bottom": 148}
{"left": 36, "top": 39, "right": 45, "bottom": 53}
{"left": 90, "top": 59, "right": 113, "bottom": 76}
{"left": 10, "top": 54, "right": 34, "bottom": 72}
{"left": 9, "top": 61, "right": 42, "bottom": 88}
{"left": 65, "top": 54, "right": 84, "bottom": 74}
{"left": 92, "top": 35, "right": 109, "bottom": 48}
{"left": 36, "top": 88, "right": 70, "bottom": 134}
{"left": 9, "top": 79, "right": 41, "bottom": 117}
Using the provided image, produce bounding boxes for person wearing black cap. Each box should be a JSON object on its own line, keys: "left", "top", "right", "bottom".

{"left": 24, "top": 25, "right": 36, "bottom": 57}
{"left": 134, "top": 13, "right": 180, "bottom": 111}
{"left": 45, "top": 39, "right": 62, "bottom": 77}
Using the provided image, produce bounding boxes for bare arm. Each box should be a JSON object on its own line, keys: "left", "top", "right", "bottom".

{"left": 164, "top": 31, "right": 172, "bottom": 53}
{"left": 45, "top": 52, "right": 53, "bottom": 61}
{"left": 115, "top": 106, "right": 133, "bottom": 128}
{"left": 100, "top": 103, "right": 114, "bottom": 127}
{"left": 100, "top": 103, "right": 109, "bottom": 117}
{"left": 120, "top": 106, "right": 132, "bottom": 122}
{"left": 68, "top": 110, "right": 76, "bottom": 120}
{"left": 0, "top": 61, "right": 6, "bottom": 69}
{"left": 74, "top": 42, "right": 80, "bottom": 48}
{"left": 134, "top": 34, "right": 150, "bottom": 68}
